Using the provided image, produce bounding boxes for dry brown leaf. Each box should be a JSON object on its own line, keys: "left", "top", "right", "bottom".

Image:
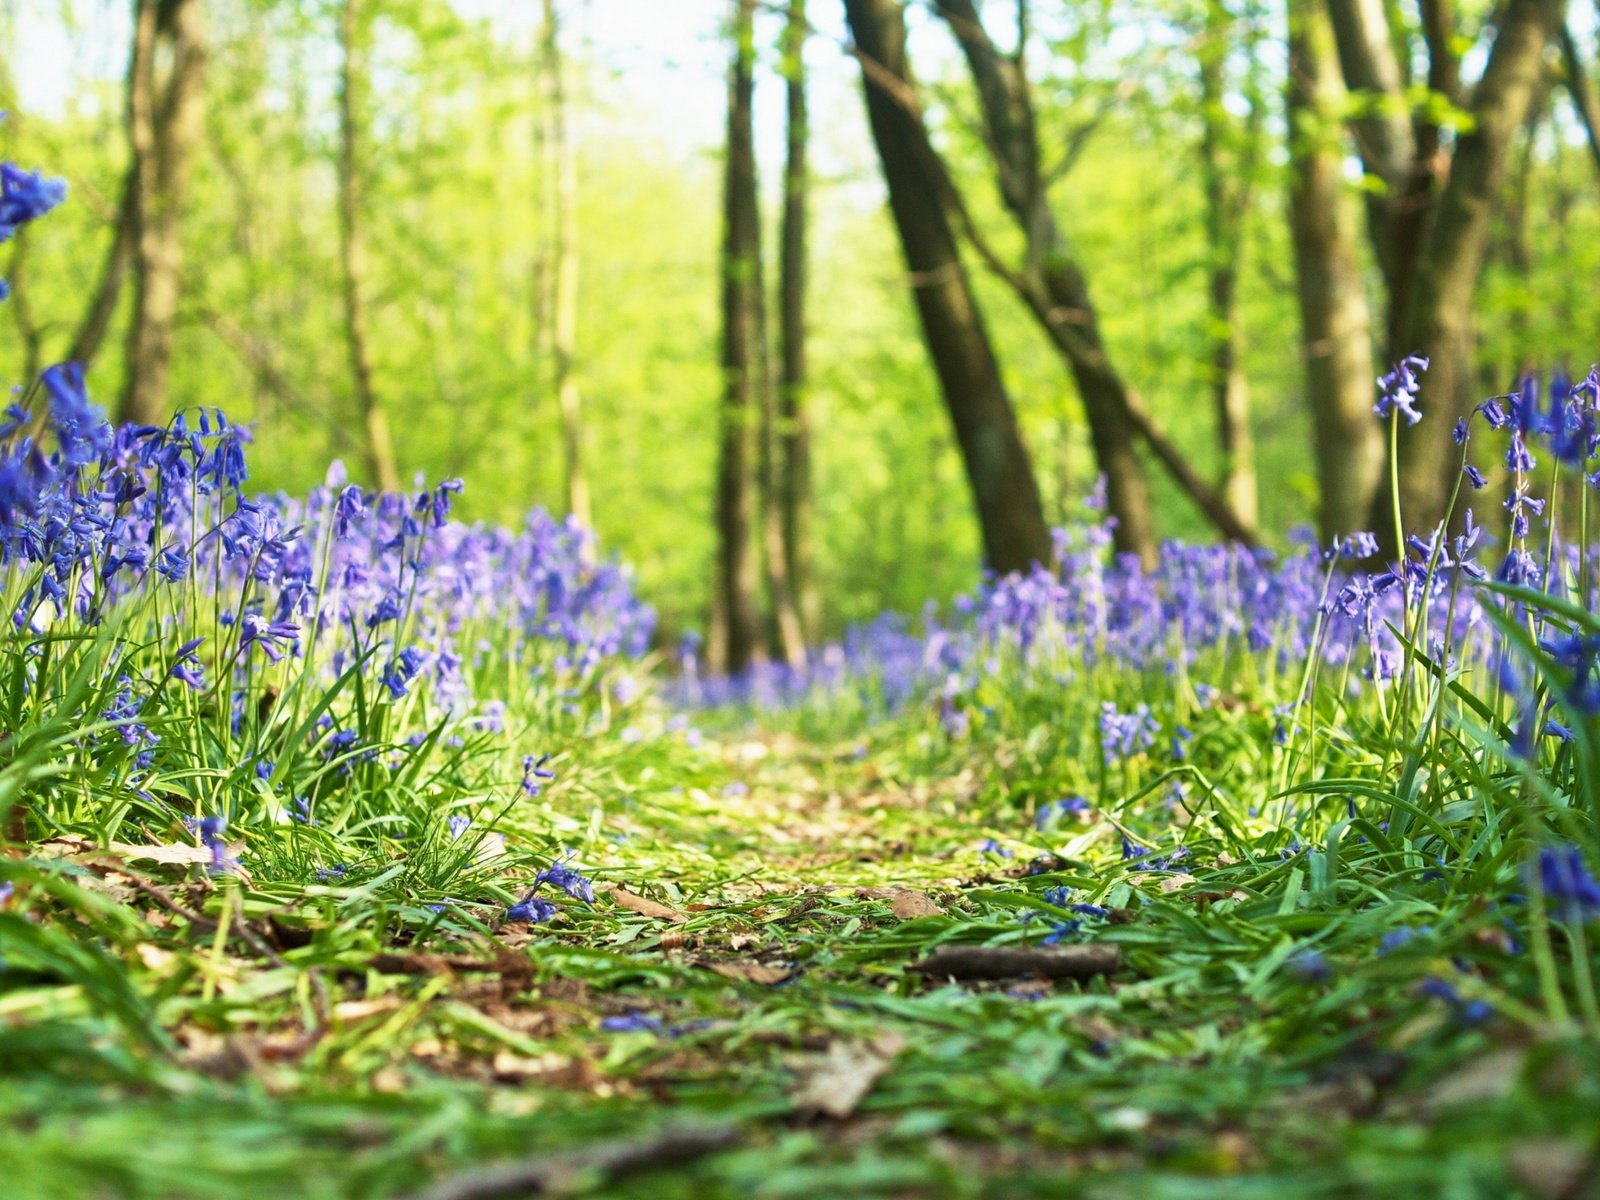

{"left": 492, "top": 1050, "right": 570, "bottom": 1081}
{"left": 660, "top": 929, "right": 696, "bottom": 951}
{"left": 108, "top": 841, "right": 216, "bottom": 866}
{"left": 706, "top": 961, "right": 793, "bottom": 985}
{"left": 890, "top": 890, "right": 945, "bottom": 919}
{"left": 333, "top": 996, "right": 406, "bottom": 1022}
{"left": 604, "top": 886, "right": 686, "bottom": 922}
{"left": 728, "top": 932, "right": 762, "bottom": 952}
{"left": 135, "top": 943, "right": 177, "bottom": 971}
{"left": 1508, "top": 1140, "right": 1595, "bottom": 1199}
{"left": 791, "top": 1032, "right": 907, "bottom": 1119}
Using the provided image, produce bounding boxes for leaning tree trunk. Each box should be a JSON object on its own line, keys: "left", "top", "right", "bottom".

{"left": 540, "top": 0, "right": 590, "bottom": 531}
{"left": 931, "top": 0, "right": 1155, "bottom": 562}
{"left": 337, "top": 0, "right": 400, "bottom": 493}
{"left": 843, "top": 0, "right": 1052, "bottom": 575}
{"left": 118, "top": 0, "right": 205, "bottom": 427}
{"left": 752, "top": 0, "right": 808, "bottom": 669}
{"left": 1287, "top": 0, "right": 1382, "bottom": 543}
{"left": 1376, "top": 0, "right": 1562, "bottom": 544}
{"left": 779, "top": 0, "right": 819, "bottom": 643}
{"left": 1198, "top": 0, "right": 1258, "bottom": 529}
{"left": 68, "top": 17, "right": 145, "bottom": 371}
{"left": 710, "top": 0, "right": 768, "bottom": 675}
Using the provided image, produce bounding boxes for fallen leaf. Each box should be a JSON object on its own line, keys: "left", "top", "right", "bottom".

{"left": 108, "top": 841, "right": 216, "bottom": 866}
{"left": 603, "top": 886, "right": 686, "bottom": 922}
{"left": 728, "top": 932, "right": 762, "bottom": 952}
{"left": 492, "top": 1049, "right": 570, "bottom": 1080}
{"left": 890, "top": 890, "right": 945, "bottom": 919}
{"left": 706, "top": 960, "right": 794, "bottom": 985}
{"left": 791, "top": 1032, "right": 907, "bottom": 1118}
{"left": 334, "top": 996, "right": 406, "bottom": 1022}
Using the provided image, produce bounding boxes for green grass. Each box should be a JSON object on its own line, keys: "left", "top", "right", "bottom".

{"left": 4, "top": 696, "right": 1597, "bottom": 1200}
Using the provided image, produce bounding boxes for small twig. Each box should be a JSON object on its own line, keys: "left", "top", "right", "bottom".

{"left": 122, "top": 872, "right": 331, "bottom": 1027}
{"left": 909, "top": 943, "right": 1119, "bottom": 981}
{"left": 403, "top": 1125, "right": 743, "bottom": 1200}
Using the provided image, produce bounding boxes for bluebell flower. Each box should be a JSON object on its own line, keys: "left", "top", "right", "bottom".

{"left": 239, "top": 612, "right": 300, "bottom": 662}
{"left": 1418, "top": 977, "right": 1492, "bottom": 1024}
{"left": 602, "top": 1011, "right": 663, "bottom": 1034}
{"left": 521, "top": 752, "right": 555, "bottom": 797}
{"left": 1287, "top": 948, "right": 1331, "bottom": 983}
{"left": 185, "top": 814, "right": 231, "bottom": 874}
{"left": 1463, "top": 463, "right": 1486, "bottom": 489}
{"left": 380, "top": 645, "right": 425, "bottom": 698}
{"left": 170, "top": 638, "right": 206, "bottom": 690}
{"left": 1374, "top": 355, "right": 1429, "bottom": 425}
{"left": 447, "top": 814, "right": 472, "bottom": 840}
{"left": 1507, "top": 431, "right": 1536, "bottom": 473}
{"left": 1337, "top": 534, "right": 1376, "bottom": 563}
{"left": 506, "top": 894, "right": 557, "bottom": 923}
{"left": 1536, "top": 844, "right": 1600, "bottom": 919}
{"left": 334, "top": 485, "right": 368, "bottom": 537}
{"left": 0, "top": 161, "right": 66, "bottom": 294}
{"left": 535, "top": 858, "right": 595, "bottom": 903}
{"left": 1379, "top": 924, "right": 1431, "bottom": 955}
{"left": 1099, "top": 701, "right": 1157, "bottom": 764}
{"left": 41, "top": 363, "right": 111, "bottom": 468}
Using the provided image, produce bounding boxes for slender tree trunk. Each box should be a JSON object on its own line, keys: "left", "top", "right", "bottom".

{"left": 1287, "top": 0, "right": 1382, "bottom": 542}
{"left": 1559, "top": 22, "right": 1600, "bottom": 179}
{"left": 711, "top": 0, "right": 768, "bottom": 674}
{"left": 843, "top": 0, "right": 1052, "bottom": 575}
{"left": 1198, "top": 0, "right": 1257, "bottom": 529}
{"left": 931, "top": 0, "right": 1156, "bottom": 562}
{"left": 750, "top": 1, "right": 808, "bottom": 669}
{"left": 1376, "top": 0, "right": 1562, "bottom": 543}
{"left": 117, "top": 0, "right": 204, "bottom": 426}
{"left": 336, "top": 0, "right": 400, "bottom": 493}
{"left": 540, "top": 0, "right": 590, "bottom": 530}
{"left": 779, "top": 0, "right": 818, "bottom": 643}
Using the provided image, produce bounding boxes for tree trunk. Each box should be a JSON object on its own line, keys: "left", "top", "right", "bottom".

{"left": 711, "top": 0, "right": 768, "bottom": 675}
{"left": 1375, "top": 0, "right": 1562, "bottom": 543}
{"left": 843, "top": 0, "right": 1051, "bottom": 575}
{"left": 336, "top": 0, "right": 400, "bottom": 493}
{"left": 1287, "top": 0, "right": 1382, "bottom": 542}
{"left": 117, "top": 0, "right": 204, "bottom": 427}
{"left": 779, "top": 0, "right": 818, "bottom": 643}
{"left": 931, "top": 0, "right": 1156, "bottom": 562}
{"left": 1198, "top": 0, "right": 1258, "bottom": 529}
{"left": 540, "top": 0, "right": 590, "bottom": 531}
{"left": 1324, "top": 0, "right": 1416, "bottom": 312}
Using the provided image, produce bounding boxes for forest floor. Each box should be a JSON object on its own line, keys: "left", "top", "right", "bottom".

{"left": 6, "top": 717, "right": 1599, "bottom": 1200}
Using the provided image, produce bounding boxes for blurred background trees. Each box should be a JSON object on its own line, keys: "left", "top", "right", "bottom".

{"left": 6, "top": 0, "right": 1600, "bottom": 651}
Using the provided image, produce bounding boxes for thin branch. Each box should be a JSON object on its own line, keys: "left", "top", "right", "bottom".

{"left": 1559, "top": 22, "right": 1600, "bottom": 179}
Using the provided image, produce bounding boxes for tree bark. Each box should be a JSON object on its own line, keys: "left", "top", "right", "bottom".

{"left": 931, "top": 0, "right": 1156, "bottom": 562}
{"left": 337, "top": 0, "right": 400, "bottom": 493}
{"left": 1325, "top": 0, "right": 1416, "bottom": 312}
{"left": 843, "top": 0, "right": 1052, "bottom": 576}
{"left": 1375, "top": 0, "right": 1563, "bottom": 543}
{"left": 711, "top": 0, "right": 769, "bottom": 674}
{"left": 779, "top": 0, "right": 818, "bottom": 643}
{"left": 540, "top": 0, "right": 590, "bottom": 531}
{"left": 1287, "top": 0, "right": 1383, "bottom": 542}
{"left": 1559, "top": 22, "right": 1600, "bottom": 179}
{"left": 117, "top": 0, "right": 205, "bottom": 427}
{"left": 1198, "top": 0, "right": 1258, "bottom": 529}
